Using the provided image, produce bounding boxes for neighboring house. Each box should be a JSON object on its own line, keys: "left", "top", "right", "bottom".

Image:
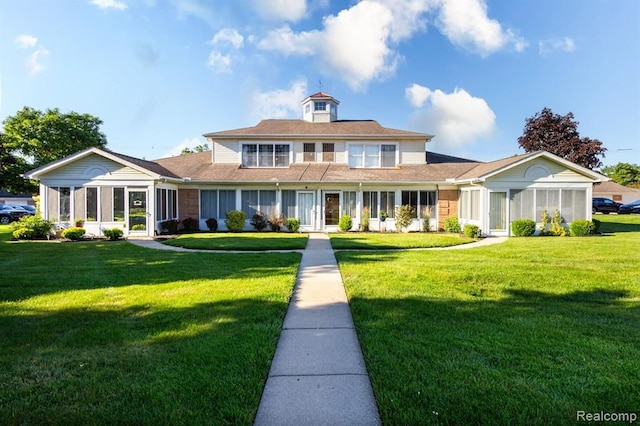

{"left": 24, "top": 92, "right": 608, "bottom": 237}
{"left": 592, "top": 181, "right": 640, "bottom": 204}
{"left": 0, "top": 190, "right": 34, "bottom": 206}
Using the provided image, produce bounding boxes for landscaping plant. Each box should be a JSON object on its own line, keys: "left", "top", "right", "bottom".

{"left": 511, "top": 218, "right": 536, "bottom": 236}
{"left": 463, "top": 224, "right": 481, "bottom": 238}
{"left": 103, "top": 227, "right": 124, "bottom": 240}
{"left": 286, "top": 218, "right": 300, "bottom": 233}
{"left": 338, "top": 215, "right": 353, "bottom": 232}
{"left": 10, "top": 215, "right": 53, "bottom": 239}
{"left": 443, "top": 215, "right": 461, "bottom": 233}
{"left": 250, "top": 212, "right": 268, "bottom": 231}
{"left": 181, "top": 217, "right": 199, "bottom": 232}
{"left": 225, "top": 210, "right": 246, "bottom": 232}
{"left": 360, "top": 207, "right": 370, "bottom": 232}
{"left": 569, "top": 219, "right": 594, "bottom": 236}
{"left": 205, "top": 217, "right": 218, "bottom": 232}
{"left": 61, "top": 227, "right": 86, "bottom": 241}
{"left": 394, "top": 205, "right": 415, "bottom": 231}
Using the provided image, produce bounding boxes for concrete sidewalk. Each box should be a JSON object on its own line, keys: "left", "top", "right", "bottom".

{"left": 254, "top": 233, "right": 381, "bottom": 426}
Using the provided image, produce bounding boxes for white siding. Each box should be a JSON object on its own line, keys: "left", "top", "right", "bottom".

{"left": 39, "top": 154, "right": 152, "bottom": 181}
{"left": 488, "top": 158, "right": 593, "bottom": 185}
{"left": 212, "top": 140, "right": 238, "bottom": 163}
{"left": 399, "top": 141, "right": 426, "bottom": 164}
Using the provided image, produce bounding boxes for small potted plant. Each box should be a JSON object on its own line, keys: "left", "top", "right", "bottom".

{"left": 379, "top": 211, "right": 388, "bottom": 222}
{"left": 74, "top": 218, "right": 85, "bottom": 228}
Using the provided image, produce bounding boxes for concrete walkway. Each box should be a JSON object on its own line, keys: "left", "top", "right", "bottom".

{"left": 254, "top": 233, "right": 381, "bottom": 426}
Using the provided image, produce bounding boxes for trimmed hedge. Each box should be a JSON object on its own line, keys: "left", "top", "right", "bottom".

{"left": 511, "top": 219, "right": 536, "bottom": 237}
{"left": 463, "top": 224, "right": 481, "bottom": 238}
{"left": 286, "top": 218, "right": 301, "bottom": 233}
{"left": 61, "top": 227, "right": 86, "bottom": 241}
{"left": 443, "top": 216, "right": 461, "bottom": 233}
{"left": 225, "top": 210, "right": 246, "bottom": 232}
{"left": 338, "top": 215, "right": 353, "bottom": 232}
{"left": 103, "top": 228, "right": 124, "bottom": 240}
{"left": 570, "top": 219, "right": 594, "bottom": 237}
{"left": 205, "top": 218, "right": 218, "bottom": 232}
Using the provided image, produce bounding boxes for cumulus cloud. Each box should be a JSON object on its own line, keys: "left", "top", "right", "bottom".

{"left": 206, "top": 28, "right": 244, "bottom": 73}
{"left": 89, "top": 0, "right": 128, "bottom": 10}
{"left": 163, "top": 137, "right": 203, "bottom": 157}
{"left": 256, "top": 0, "right": 525, "bottom": 90}
{"left": 406, "top": 84, "right": 496, "bottom": 148}
{"left": 254, "top": 0, "right": 307, "bottom": 22}
{"left": 14, "top": 34, "right": 38, "bottom": 49}
{"left": 26, "top": 46, "right": 50, "bottom": 75}
{"left": 435, "top": 0, "right": 527, "bottom": 56}
{"left": 250, "top": 79, "right": 308, "bottom": 120}
{"left": 205, "top": 51, "right": 232, "bottom": 73}
{"left": 171, "top": 0, "right": 216, "bottom": 26}
{"left": 210, "top": 28, "right": 244, "bottom": 49}
{"left": 538, "top": 36, "right": 575, "bottom": 56}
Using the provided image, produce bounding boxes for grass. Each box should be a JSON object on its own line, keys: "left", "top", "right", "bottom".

{"left": 163, "top": 232, "right": 308, "bottom": 251}
{"left": 337, "top": 215, "right": 640, "bottom": 425}
{"left": 0, "top": 226, "right": 301, "bottom": 425}
{"left": 330, "top": 232, "right": 476, "bottom": 250}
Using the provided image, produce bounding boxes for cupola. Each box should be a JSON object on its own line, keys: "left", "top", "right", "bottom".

{"left": 301, "top": 92, "right": 339, "bottom": 123}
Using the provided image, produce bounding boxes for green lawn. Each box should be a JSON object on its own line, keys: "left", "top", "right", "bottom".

{"left": 0, "top": 226, "right": 301, "bottom": 425}
{"left": 337, "top": 215, "right": 640, "bottom": 425}
{"left": 163, "top": 232, "right": 308, "bottom": 251}
{"left": 330, "top": 232, "right": 476, "bottom": 250}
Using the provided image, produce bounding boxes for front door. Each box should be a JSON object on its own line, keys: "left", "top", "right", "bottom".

{"left": 489, "top": 191, "right": 507, "bottom": 232}
{"left": 127, "top": 190, "right": 148, "bottom": 234}
{"left": 324, "top": 192, "right": 340, "bottom": 226}
{"left": 298, "top": 192, "right": 315, "bottom": 230}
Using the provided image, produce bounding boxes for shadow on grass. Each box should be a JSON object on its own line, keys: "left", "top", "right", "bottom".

{"left": 0, "top": 298, "right": 289, "bottom": 425}
{"left": 348, "top": 288, "right": 640, "bottom": 425}
{"left": 598, "top": 220, "right": 640, "bottom": 233}
{"left": 0, "top": 239, "right": 301, "bottom": 301}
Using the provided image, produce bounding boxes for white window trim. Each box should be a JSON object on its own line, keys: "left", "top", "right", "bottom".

{"left": 346, "top": 142, "right": 398, "bottom": 168}
{"left": 239, "top": 142, "right": 293, "bottom": 168}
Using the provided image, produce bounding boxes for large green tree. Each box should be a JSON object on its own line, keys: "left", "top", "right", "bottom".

{"left": 1, "top": 107, "right": 108, "bottom": 193}
{"left": 601, "top": 162, "right": 640, "bottom": 187}
{"left": 518, "top": 108, "right": 606, "bottom": 170}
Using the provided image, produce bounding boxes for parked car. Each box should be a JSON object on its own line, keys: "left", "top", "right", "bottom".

{"left": 11, "top": 204, "right": 36, "bottom": 215}
{"left": 0, "top": 204, "right": 29, "bottom": 224}
{"left": 592, "top": 197, "right": 621, "bottom": 214}
{"left": 618, "top": 199, "right": 640, "bottom": 214}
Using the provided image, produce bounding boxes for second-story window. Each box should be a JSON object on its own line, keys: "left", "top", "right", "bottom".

{"left": 304, "top": 143, "right": 316, "bottom": 162}
{"left": 322, "top": 143, "right": 335, "bottom": 162}
{"left": 348, "top": 144, "right": 396, "bottom": 168}
{"left": 315, "top": 101, "right": 326, "bottom": 111}
{"left": 242, "top": 143, "right": 290, "bottom": 167}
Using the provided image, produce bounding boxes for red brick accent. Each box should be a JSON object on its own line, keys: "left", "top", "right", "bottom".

{"left": 178, "top": 189, "right": 199, "bottom": 220}
{"left": 438, "top": 190, "right": 459, "bottom": 231}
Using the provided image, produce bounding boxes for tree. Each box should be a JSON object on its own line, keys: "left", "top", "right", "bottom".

{"left": 1, "top": 107, "right": 107, "bottom": 193}
{"left": 518, "top": 108, "right": 606, "bottom": 170}
{"left": 601, "top": 163, "right": 640, "bottom": 187}
{"left": 180, "top": 143, "right": 210, "bottom": 155}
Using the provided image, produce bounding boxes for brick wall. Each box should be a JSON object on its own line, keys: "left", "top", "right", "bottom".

{"left": 178, "top": 189, "right": 199, "bottom": 220}
{"left": 438, "top": 189, "right": 459, "bottom": 231}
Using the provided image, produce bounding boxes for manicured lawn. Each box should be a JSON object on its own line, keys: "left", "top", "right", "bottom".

{"left": 330, "top": 232, "right": 476, "bottom": 249}
{"left": 163, "top": 232, "right": 308, "bottom": 251}
{"left": 337, "top": 215, "right": 640, "bottom": 425}
{"left": 0, "top": 226, "right": 301, "bottom": 425}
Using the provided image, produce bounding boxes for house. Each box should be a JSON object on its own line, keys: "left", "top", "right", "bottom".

{"left": 0, "top": 190, "right": 34, "bottom": 206}
{"left": 24, "top": 92, "right": 608, "bottom": 237}
{"left": 592, "top": 181, "right": 640, "bottom": 205}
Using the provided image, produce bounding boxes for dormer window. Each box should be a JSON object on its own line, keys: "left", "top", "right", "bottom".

{"left": 314, "top": 101, "right": 327, "bottom": 111}
{"left": 242, "top": 143, "right": 290, "bottom": 167}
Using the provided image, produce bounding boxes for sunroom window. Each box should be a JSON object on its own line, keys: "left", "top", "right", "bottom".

{"left": 242, "top": 143, "right": 290, "bottom": 167}
{"left": 348, "top": 144, "right": 396, "bottom": 168}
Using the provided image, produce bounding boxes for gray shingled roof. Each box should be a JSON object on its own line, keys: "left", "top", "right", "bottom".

{"left": 203, "top": 119, "right": 432, "bottom": 139}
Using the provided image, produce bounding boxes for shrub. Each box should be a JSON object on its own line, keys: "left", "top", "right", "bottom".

{"left": 103, "top": 228, "right": 124, "bottom": 240}
{"left": 511, "top": 219, "right": 536, "bottom": 237}
{"left": 268, "top": 214, "right": 285, "bottom": 232}
{"left": 10, "top": 215, "right": 53, "bottom": 239}
{"left": 443, "top": 216, "right": 461, "bottom": 233}
{"left": 205, "top": 218, "right": 218, "bottom": 232}
{"left": 338, "top": 215, "right": 353, "bottom": 232}
{"left": 570, "top": 219, "right": 594, "bottom": 237}
{"left": 12, "top": 227, "right": 34, "bottom": 240}
{"left": 463, "top": 224, "right": 482, "bottom": 238}
{"left": 422, "top": 215, "right": 431, "bottom": 232}
{"left": 395, "top": 205, "right": 415, "bottom": 231}
{"left": 549, "top": 209, "right": 568, "bottom": 236}
{"left": 181, "top": 217, "right": 199, "bottom": 232}
{"left": 225, "top": 210, "right": 246, "bottom": 232}
{"left": 360, "top": 207, "right": 370, "bottom": 232}
{"left": 131, "top": 224, "right": 146, "bottom": 231}
{"left": 286, "top": 218, "right": 301, "bottom": 233}
{"left": 539, "top": 209, "right": 549, "bottom": 234}
{"left": 160, "top": 219, "right": 179, "bottom": 234}
{"left": 61, "top": 227, "right": 86, "bottom": 241}
{"left": 250, "top": 211, "right": 268, "bottom": 231}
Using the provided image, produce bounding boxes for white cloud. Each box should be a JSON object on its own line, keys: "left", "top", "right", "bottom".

{"left": 539, "top": 36, "right": 575, "bottom": 56}
{"left": 250, "top": 79, "right": 308, "bottom": 120}
{"left": 405, "top": 83, "right": 431, "bottom": 107}
{"left": 89, "top": 0, "right": 128, "bottom": 10}
{"left": 171, "top": 0, "right": 215, "bottom": 26}
{"left": 254, "top": 0, "right": 307, "bottom": 22}
{"left": 407, "top": 84, "right": 496, "bottom": 147}
{"left": 26, "top": 46, "right": 50, "bottom": 75}
{"left": 14, "top": 34, "right": 38, "bottom": 49}
{"left": 205, "top": 51, "right": 232, "bottom": 73}
{"left": 258, "top": 25, "right": 318, "bottom": 55}
{"left": 210, "top": 28, "right": 244, "bottom": 49}
{"left": 163, "top": 137, "right": 202, "bottom": 157}
{"left": 435, "top": 0, "right": 527, "bottom": 56}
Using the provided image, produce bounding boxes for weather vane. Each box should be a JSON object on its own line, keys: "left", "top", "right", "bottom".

{"left": 319, "top": 79, "right": 323, "bottom": 92}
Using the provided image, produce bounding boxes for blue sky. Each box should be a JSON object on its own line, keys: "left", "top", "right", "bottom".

{"left": 2, "top": 0, "right": 639, "bottom": 167}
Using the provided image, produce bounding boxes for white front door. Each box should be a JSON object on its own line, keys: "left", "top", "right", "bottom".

{"left": 298, "top": 192, "right": 315, "bottom": 230}
{"left": 127, "top": 189, "right": 148, "bottom": 235}
{"left": 489, "top": 191, "right": 507, "bottom": 234}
